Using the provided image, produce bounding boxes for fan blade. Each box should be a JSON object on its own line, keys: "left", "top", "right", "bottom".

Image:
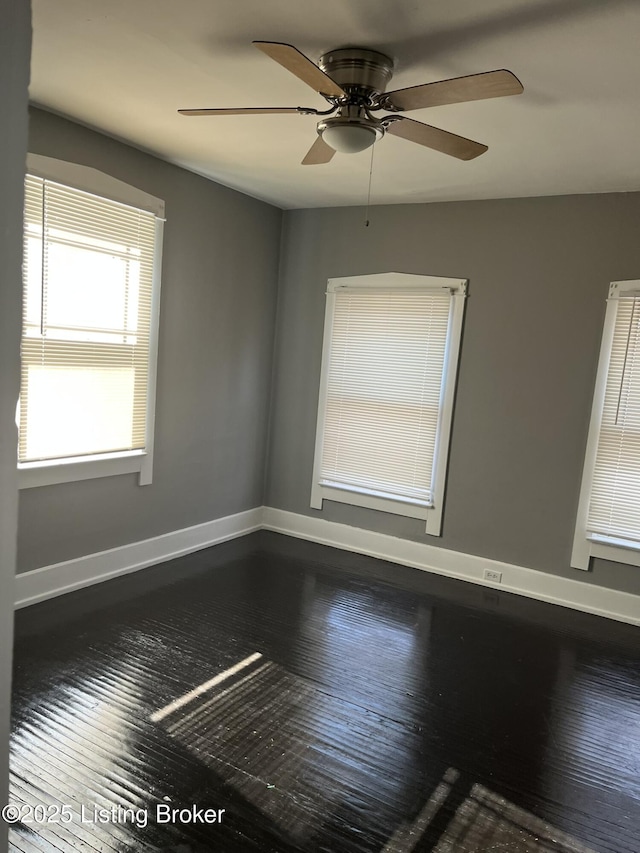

{"left": 382, "top": 70, "right": 523, "bottom": 112}
{"left": 178, "top": 107, "right": 304, "bottom": 116}
{"left": 385, "top": 117, "right": 487, "bottom": 160}
{"left": 302, "top": 135, "right": 335, "bottom": 165}
{"left": 253, "top": 41, "right": 346, "bottom": 99}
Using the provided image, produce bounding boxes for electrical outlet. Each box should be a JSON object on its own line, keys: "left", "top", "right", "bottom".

{"left": 483, "top": 568, "right": 503, "bottom": 583}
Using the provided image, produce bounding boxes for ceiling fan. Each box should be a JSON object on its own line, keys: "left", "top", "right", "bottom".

{"left": 178, "top": 41, "right": 523, "bottom": 164}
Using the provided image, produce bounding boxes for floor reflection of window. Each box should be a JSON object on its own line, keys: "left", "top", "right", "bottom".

{"left": 298, "top": 583, "right": 431, "bottom": 719}
{"left": 547, "top": 652, "right": 640, "bottom": 801}
{"left": 155, "top": 648, "right": 428, "bottom": 847}
{"left": 151, "top": 589, "right": 435, "bottom": 848}
{"left": 10, "top": 669, "right": 147, "bottom": 850}
{"left": 566, "top": 662, "right": 640, "bottom": 799}
{"left": 433, "top": 784, "right": 596, "bottom": 853}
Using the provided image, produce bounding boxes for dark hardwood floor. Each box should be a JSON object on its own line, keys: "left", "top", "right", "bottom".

{"left": 8, "top": 531, "right": 640, "bottom": 852}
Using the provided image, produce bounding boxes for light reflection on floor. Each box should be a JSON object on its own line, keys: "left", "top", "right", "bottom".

{"left": 294, "top": 576, "right": 432, "bottom": 724}
{"left": 432, "top": 784, "right": 597, "bottom": 853}
{"left": 562, "top": 659, "right": 640, "bottom": 799}
{"left": 155, "top": 652, "right": 424, "bottom": 846}
{"left": 154, "top": 647, "right": 602, "bottom": 853}
{"left": 11, "top": 664, "right": 153, "bottom": 851}
{"left": 543, "top": 645, "right": 640, "bottom": 822}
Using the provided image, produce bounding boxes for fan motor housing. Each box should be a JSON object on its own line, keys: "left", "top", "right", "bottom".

{"left": 318, "top": 48, "right": 394, "bottom": 100}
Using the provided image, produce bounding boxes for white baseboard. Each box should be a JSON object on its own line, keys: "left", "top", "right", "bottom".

{"left": 15, "top": 505, "right": 640, "bottom": 627}
{"left": 262, "top": 508, "right": 640, "bottom": 627}
{"left": 14, "top": 507, "right": 263, "bottom": 609}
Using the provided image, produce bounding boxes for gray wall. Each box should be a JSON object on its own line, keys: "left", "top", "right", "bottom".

{"left": 18, "top": 109, "right": 282, "bottom": 573}
{"left": 0, "top": 1, "right": 31, "bottom": 848}
{"left": 17, "top": 109, "right": 640, "bottom": 600}
{"left": 265, "top": 196, "right": 640, "bottom": 597}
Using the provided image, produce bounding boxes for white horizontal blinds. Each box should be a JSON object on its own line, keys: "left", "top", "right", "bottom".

{"left": 587, "top": 294, "right": 640, "bottom": 541}
{"left": 20, "top": 175, "right": 157, "bottom": 463}
{"left": 320, "top": 287, "right": 452, "bottom": 505}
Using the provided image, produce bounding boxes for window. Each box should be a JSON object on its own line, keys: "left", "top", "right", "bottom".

{"left": 311, "top": 272, "right": 466, "bottom": 535}
{"left": 18, "top": 155, "right": 164, "bottom": 489}
{"left": 572, "top": 279, "right": 640, "bottom": 569}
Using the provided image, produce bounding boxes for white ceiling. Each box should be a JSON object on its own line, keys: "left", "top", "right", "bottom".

{"left": 30, "top": 0, "right": 640, "bottom": 209}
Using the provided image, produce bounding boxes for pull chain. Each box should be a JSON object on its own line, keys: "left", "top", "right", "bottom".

{"left": 364, "top": 143, "right": 375, "bottom": 227}
{"left": 614, "top": 296, "right": 639, "bottom": 425}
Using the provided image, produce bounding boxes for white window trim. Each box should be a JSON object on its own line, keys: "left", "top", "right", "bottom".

{"left": 310, "top": 272, "right": 467, "bottom": 536}
{"left": 25, "top": 154, "right": 165, "bottom": 218}
{"left": 17, "top": 154, "right": 164, "bottom": 490}
{"left": 571, "top": 279, "right": 640, "bottom": 570}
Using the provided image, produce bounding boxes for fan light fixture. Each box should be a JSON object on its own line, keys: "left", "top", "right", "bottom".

{"left": 316, "top": 108, "right": 384, "bottom": 154}
{"left": 320, "top": 124, "right": 377, "bottom": 153}
{"left": 178, "top": 41, "right": 524, "bottom": 165}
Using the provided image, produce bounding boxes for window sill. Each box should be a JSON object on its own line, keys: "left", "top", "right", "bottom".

{"left": 310, "top": 481, "right": 441, "bottom": 535}
{"left": 18, "top": 450, "right": 152, "bottom": 489}
{"left": 571, "top": 533, "right": 640, "bottom": 570}
{"left": 589, "top": 533, "right": 640, "bottom": 568}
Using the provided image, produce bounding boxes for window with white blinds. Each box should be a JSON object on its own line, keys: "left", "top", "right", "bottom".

{"left": 19, "top": 162, "right": 163, "bottom": 488}
{"left": 311, "top": 273, "right": 467, "bottom": 536}
{"left": 572, "top": 279, "right": 640, "bottom": 569}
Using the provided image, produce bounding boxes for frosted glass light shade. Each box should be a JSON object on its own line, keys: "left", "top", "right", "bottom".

{"left": 321, "top": 124, "right": 377, "bottom": 153}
